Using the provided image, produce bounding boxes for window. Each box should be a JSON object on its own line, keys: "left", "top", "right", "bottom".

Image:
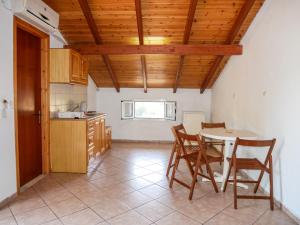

{"left": 121, "top": 100, "right": 176, "bottom": 120}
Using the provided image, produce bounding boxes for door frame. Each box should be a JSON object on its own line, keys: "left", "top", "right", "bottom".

{"left": 13, "top": 17, "right": 50, "bottom": 192}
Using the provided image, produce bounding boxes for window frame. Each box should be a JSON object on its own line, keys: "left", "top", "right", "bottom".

{"left": 121, "top": 100, "right": 176, "bottom": 121}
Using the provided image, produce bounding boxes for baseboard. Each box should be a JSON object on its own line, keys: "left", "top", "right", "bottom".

{"left": 239, "top": 171, "right": 300, "bottom": 224}
{"left": 20, "top": 174, "right": 45, "bottom": 192}
{"left": 0, "top": 174, "right": 46, "bottom": 209}
{"left": 112, "top": 139, "right": 173, "bottom": 144}
{"left": 0, "top": 193, "right": 17, "bottom": 209}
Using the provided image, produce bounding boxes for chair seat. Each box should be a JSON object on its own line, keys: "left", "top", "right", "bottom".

{"left": 207, "top": 146, "right": 222, "bottom": 158}
{"left": 184, "top": 145, "right": 201, "bottom": 152}
{"left": 227, "top": 157, "right": 265, "bottom": 170}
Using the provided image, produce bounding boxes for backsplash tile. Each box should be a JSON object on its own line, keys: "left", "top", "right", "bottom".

{"left": 50, "top": 84, "right": 87, "bottom": 118}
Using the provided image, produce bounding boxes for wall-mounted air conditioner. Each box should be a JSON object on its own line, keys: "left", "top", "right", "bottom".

{"left": 11, "top": 0, "right": 59, "bottom": 34}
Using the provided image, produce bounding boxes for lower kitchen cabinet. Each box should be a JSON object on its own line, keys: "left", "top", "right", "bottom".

{"left": 50, "top": 114, "right": 108, "bottom": 173}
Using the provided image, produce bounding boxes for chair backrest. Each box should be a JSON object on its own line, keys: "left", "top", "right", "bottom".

{"left": 232, "top": 138, "right": 276, "bottom": 163}
{"left": 171, "top": 124, "right": 191, "bottom": 145}
{"left": 175, "top": 130, "right": 207, "bottom": 157}
{"left": 201, "top": 122, "right": 226, "bottom": 129}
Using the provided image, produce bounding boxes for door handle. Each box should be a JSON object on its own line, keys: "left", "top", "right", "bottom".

{"left": 34, "top": 110, "right": 41, "bottom": 124}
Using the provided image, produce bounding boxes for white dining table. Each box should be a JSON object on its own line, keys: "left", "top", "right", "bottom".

{"left": 200, "top": 128, "right": 257, "bottom": 191}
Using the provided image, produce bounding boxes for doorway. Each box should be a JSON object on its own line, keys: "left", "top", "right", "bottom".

{"left": 14, "top": 17, "right": 50, "bottom": 189}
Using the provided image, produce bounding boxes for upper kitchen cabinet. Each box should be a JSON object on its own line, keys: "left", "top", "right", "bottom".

{"left": 50, "top": 49, "right": 89, "bottom": 85}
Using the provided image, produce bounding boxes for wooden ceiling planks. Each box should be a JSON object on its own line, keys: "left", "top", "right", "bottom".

{"left": 43, "top": 0, "right": 265, "bottom": 91}
{"left": 77, "top": 0, "right": 120, "bottom": 92}
{"left": 173, "top": 0, "right": 198, "bottom": 93}
{"left": 200, "top": 0, "right": 264, "bottom": 93}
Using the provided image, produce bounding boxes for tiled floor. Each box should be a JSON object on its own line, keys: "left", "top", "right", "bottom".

{"left": 1, "top": 142, "right": 297, "bottom": 225}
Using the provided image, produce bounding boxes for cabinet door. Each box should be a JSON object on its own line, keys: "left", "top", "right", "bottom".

{"left": 70, "top": 51, "right": 82, "bottom": 83}
{"left": 50, "top": 49, "right": 70, "bottom": 83}
{"left": 94, "top": 119, "right": 101, "bottom": 156}
{"left": 100, "top": 118, "right": 106, "bottom": 153}
{"left": 81, "top": 56, "right": 89, "bottom": 85}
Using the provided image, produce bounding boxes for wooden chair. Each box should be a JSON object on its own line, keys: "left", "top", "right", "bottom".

{"left": 223, "top": 138, "right": 276, "bottom": 210}
{"left": 169, "top": 130, "right": 222, "bottom": 200}
{"left": 201, "top": 122, "right": 226, "bottom": 163}
{"left": 166, "top": 124, "right": 193, "bottom": 177}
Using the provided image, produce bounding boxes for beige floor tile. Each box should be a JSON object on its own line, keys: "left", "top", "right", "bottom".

{"left": 73, "top": 190, "right": 106, "bottom": 207}
{"left": 142, "top": 172, "right": 165, "bottom": 183}
{"left": 101, "top": 183, "right": 135, "bottom": 197}
{"left": 8, "top": 142, "right": 294, "bottom": 225}
{"left": 0, "top": 207, "right": 12, "bottom": 220}
{"left": 108, "top": 210, "right": 152, "bottom": 225}
{"left": 130, "top": 167, "right": 153, "bottom": 176}
{"left": 83, "top": 171, "right": 107, "bottom": 181}
{"left": 0, "top": 216, "right": 17, "bottom": 225}
{"left": 38, "top": 187, "right": 74, "bottom": 205}
{"left": 204, "top": 212, "right": 246, "bottom": 225}
{"left": 155, "top": 212, "right": 201, "bottom": 225}
{"left": 97, "top": 166, "right": 124, "bottom": 176}
{"left": 48, "top": 196, "right": 87, "bottom": 217}
{"left": 254, "top": 209, "right": 298, "bottom": 225}
{"left": 157, "top": 188, "right": 199, "bottom": 210}
{"left": 16, "top": 188, "right": 38, "bottom": 200}
{"left": 177, "top": 200, "right": 222, "bottom": 223}
{"left": 14, "top": 206, "right": 56, "bottom": 225}
{"left": 220, "top": 199, "right": 269, "bottom": 224}
{"left": 89, "top": 176, "right": 123, "bottom": 189}
{"left": 138, "top": 184, "right": 169, "bottom": 198}
{"left": 41, "top": 219, "right": 63, "bottom": 225}
{"left": 144, "top": 164, "right": 165, "bottom": 172}
{"left": 133, "top": 159, "right": 156, "bottom": 167}
{"left": 175, "top": 192, "right": 230, "bottom": 223}
{"left": 90, "top": 197, "right": 131, "bottom": 220}
{"left": 135, "top": 200, "right": 174, "bottom": 222}
{"left": 119, "top": 191, "right": 152, "bottom": 208}
{"left": 63, "top": 181, "right": 99, "bottom": 194}
{"left": 156, "top": 178, "right": 183, "bottom": 190}
{"left": 9, "top": 195, "right": 46, "bottom": 215}
{"left": 60, "top": 208, "right": 103, "bottom": 225}
{"left": 97, "top": 222, "right": 110, "bottom": 225}
{"left": 123, "top": 177, "right": 153, "bottom": 190}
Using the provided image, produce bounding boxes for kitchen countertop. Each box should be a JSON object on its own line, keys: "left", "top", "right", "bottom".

{"left": 51, "top": 113, "right": 107, "bottom": 121}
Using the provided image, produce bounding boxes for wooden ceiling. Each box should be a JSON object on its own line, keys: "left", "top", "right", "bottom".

{"left": 43, "top": 0, "right": 265, "bottom": 93}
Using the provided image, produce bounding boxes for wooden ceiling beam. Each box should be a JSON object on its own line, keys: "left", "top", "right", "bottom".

{"left": 135, "top": 0, "right": 144, "bottom": 45}
{"left": 68, "top": 44, "right": 243, "bottom": 55}
{"left": 141, "top": 55, "right": 147, "bottom": 93}
{"left": 174, "top": 0, "right": 198, "bottom": 93}
{"left": 102, "top": 55, "right": 120, "bottom": 92}
{"left": 135, "top": 0, "right": 147, "bottom": 93}
{"left": 183, "top": 0, "right": 198, "bottom": 45}
{"left": 77, "top": 0, "right": 120, "bottom": 92}
{"left": 200, "top": 0, "right": 256, "bottom": 93}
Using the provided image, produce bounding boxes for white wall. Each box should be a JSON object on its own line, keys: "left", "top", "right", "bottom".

{"left": 211, "top": 0, "right": 300, "bottom": 219}
{"left": 0, "top": 4, "right": 17, "bottom": 201}
{"left": 96, "top": 88, "right": 211, "bottom": 141}
{"left": 87, "top": 76, "right": 97, "bottom": 111}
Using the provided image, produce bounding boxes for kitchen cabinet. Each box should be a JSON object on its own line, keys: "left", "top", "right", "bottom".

{"left": 50, "top": 49, "right": 88, "bottom": 85}
{"left": 50, "top": 114, "right": 108, "bottom": 173}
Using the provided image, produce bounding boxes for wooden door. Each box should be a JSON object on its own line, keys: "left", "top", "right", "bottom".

{"left": 17, "top": 28, "right": 42, "bottom": 186}
{"left": 70, "top": 51, "right": 81, "bottom": 82}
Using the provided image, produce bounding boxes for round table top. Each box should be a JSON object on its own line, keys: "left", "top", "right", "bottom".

{"left": 200, "top": 128, "right": 257, "bottom": 141}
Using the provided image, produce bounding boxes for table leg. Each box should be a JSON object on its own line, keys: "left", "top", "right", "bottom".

{"left": 220, "top": 141, "right": 248, "bottom": 190}
{"left": 220, "top": 140, "right": 231, "bottom": 191}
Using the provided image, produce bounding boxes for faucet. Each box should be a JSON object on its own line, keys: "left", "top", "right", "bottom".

{"left": 70, "top": 104, "right": 79, "bottom": 112}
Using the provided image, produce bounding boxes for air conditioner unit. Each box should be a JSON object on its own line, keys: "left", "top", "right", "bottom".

{"left": 11, "top": 0, "right": 59, "bottom": 34}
